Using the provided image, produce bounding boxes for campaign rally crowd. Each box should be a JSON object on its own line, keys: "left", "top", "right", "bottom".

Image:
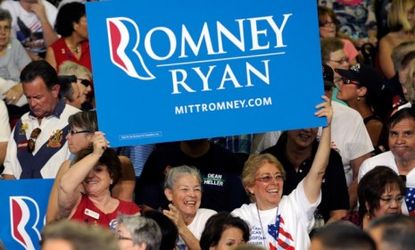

{"left": 1, "top": 0, "right": 415, "bottom": 249}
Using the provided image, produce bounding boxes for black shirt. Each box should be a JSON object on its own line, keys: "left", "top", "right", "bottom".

{"left": 135, "top": 142, "right": 248, "bottom": 212}
{"left": 262, "top": 133, "right": 349, "bottom": 221}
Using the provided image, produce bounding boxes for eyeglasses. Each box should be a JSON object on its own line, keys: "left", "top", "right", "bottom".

{"left": 115, "top": 231, "right": 133, "bottom": 241}
{"left": 379, "top": 195, "right": 404, "bottom": 205}
{"left": 27, "top": 128, "right": 41, "bottom": 153}
{"left": 78, "top": 79, "right": 91, "bottom": 87}
{"left": 319, "top": 21, "right": 336, "bottom": 27}
{"left": 118, "top": 236, "right": 132, "bottom": 241}
{"left": 255, "top": 174, "right": 285, "bottom": 183}
{"left": 117, "top": 235, "right": 133, "bottom": 241}
{"left": 69, "top": 129, "right": 92, "bottom": 135}
{"left": 341, "top": 77, "right": 360, "bottom": 86}
{"left": 329, "top": 57, "right": 349, "bottom": 65}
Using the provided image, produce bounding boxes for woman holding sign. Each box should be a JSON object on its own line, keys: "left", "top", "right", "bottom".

{"left": 231, "top": 96, "right": 332, "bottom": 249}
{"left": 46, "top": 111, "right": 136, "bottom": 223}
{"left": 58, "top": 132, "right": 140, "bottom": 229}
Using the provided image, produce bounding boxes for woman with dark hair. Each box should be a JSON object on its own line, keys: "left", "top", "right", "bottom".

{"left": 200, "top": 212, "right": 249, "bottom": 250}
{"left": 46, "top": 111, "right": 136, "bottom": 223}
{"left": 45, "top": 2, "right": 91, "bottom": 72}
{"left": 142, "top": 210, "right": 179, "bottom": 250}
{"left": 357, "top": 166, "right": 405, "bottom": 228}
{"left": 58, "top": 133, "right": 140, "bottom": 229}
{"left": 336, "top": 64, "right": 387, "bottom": 152}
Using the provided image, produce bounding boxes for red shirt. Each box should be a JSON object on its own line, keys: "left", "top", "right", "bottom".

{"left": 50, "top": 38, "right": 92, "bottom": 72}
{"left": 70, "top": 194, "right": 140, "bottom": 229}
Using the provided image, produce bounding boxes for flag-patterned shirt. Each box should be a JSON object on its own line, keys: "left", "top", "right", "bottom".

{"left": 232, "top": 180, "right": 320, "bottom": 250}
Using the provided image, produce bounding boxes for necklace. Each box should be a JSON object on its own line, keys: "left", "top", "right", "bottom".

{"left": 73, "top": 45, "right": 79, "bottom": 54}
{"left": 65, "top": 39, "right": 80, "bottom": 55}
{"left": 255, "top": 204, "right": 279, "bottom": 248}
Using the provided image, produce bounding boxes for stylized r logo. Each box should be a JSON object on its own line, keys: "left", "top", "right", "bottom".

{"left": 10, "top": 196, "right": 41, "bottom": 250}
{"left": 107, "top": 17, "right": 155, "bottom": 80}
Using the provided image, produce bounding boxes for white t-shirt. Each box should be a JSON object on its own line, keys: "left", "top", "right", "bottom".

{"left": 1, "top": 0, "right": 57, "bottom": 54}
{"left": 232, "top": 181, "right": 320, "bottom": 250}
{"left": 358, "top": 151, "right": 415, "bottom": 215}
{"left": 329, "top": 101, "right": 374, "bottom": 185}
{"left": 3, "top": 102, "right": 79, "bottom": 178}
{"left": 0, "top": 99, "right": 10, "bottom": 142}
{"left": 176, "top": 208, "right": 216, "bottom": 250}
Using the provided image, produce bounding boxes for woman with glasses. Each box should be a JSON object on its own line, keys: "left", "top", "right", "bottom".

{"left": 336, "top": 64, "right": 387, "bottom": 153}
{"left": 115, "top": 214, "right": 162, "bottom": 250}
{"left": 46, "top": 111, "right": 136, "bottom": 223}
{"left": 0, "top": 8, "right": 31, "bottom": 122}
{"left": 318, "top": 6, "right": 359, "bottom": 65}
{"left": 58, "top": 60, "right": 94, "bottom": 110}
{"left": 163, "top": 165, "right": 217, "bottom": 250}
{"left": 356, "top": 166, "right": 405, "bottom": 229}
{"left": 321, "top": 37, "right": 352, "bottom": 105}
{"left": 231, "top": 96, "right": 332, "bottom": 250}
{"left": 58, "top": 133, "right": 140, "bottom": 228}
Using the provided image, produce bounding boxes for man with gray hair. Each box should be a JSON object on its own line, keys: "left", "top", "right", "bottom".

{"left": 116, "top": 214, "right": 162, "bottom": 250}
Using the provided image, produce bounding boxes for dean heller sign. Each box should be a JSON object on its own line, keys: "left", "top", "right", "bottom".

{"left": 86, "top": 0, "right": 325, "bottom": 147}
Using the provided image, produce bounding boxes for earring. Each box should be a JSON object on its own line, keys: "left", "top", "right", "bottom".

{"left": 357, "top": 96, "right": 361, "bottom": 101}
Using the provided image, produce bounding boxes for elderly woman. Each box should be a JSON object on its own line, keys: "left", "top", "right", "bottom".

{"left": 45, "top": 2, "right": 90, "bottom": 72}
{"left": 47, "top": 111, "right": 136, "bottom": 223}
{"left": 58, "top": 131, "right": 139, "bottom": 228}
{"left": 116, "top": 214, "right": 162, "bottom": 250}
{"left": 231, "top": 96, "right": 332, "bottom": 249}
{"left": 200, "top": 212, "right": 249, "bottom": 250}
{"left": 357, "top": 166, "right": 405, "bottom": 229}
{"left": 0, "top": 8, "right": 31, "bottom": 109}
{"left": 163, "top": 165, "right": 217, "bottom": 250}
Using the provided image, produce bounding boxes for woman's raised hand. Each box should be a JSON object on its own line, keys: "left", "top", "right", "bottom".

{"left": 91, "top": 132, "right": 109, "bottom": 156}
{"left": 315, "top": 95, "right": 332, "bottom": 127}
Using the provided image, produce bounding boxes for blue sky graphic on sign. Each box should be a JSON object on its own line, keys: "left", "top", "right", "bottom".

{"left": 86, "top": 0, "right": 325, "bottom": 147}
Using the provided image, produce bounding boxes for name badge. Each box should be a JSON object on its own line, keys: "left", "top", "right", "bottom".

{"left": 17, "top": 142, "right": 28, "bottom": 149}
{"left": 84, "top": 208, "right": 100, "bottom": 220}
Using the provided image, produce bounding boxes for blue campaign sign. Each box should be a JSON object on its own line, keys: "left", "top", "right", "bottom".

{"left": 0, "top": 179, "right": 53, "bottom": 250}
{"left": 86, "top": 0, "right": 325, "bottom": 147}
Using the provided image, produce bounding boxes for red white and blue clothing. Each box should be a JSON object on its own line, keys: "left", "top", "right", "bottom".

{"left": 232, "top": 180, "right": 320, "bottom": 250}
{"left": 359, "top": 151, "right": 415, "bottom": 216}
{"left": 3, "top": 100, "right": 79, "bottom": 179}
{"left": 1, "top": 0, "right": 57, "bottom": 56}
